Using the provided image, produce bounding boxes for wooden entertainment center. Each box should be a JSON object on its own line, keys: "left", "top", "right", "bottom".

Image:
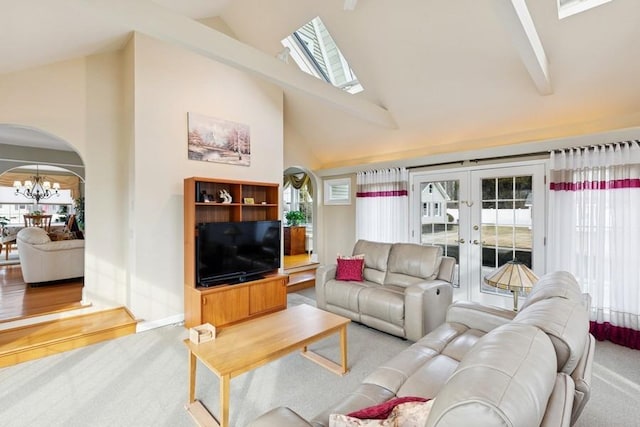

{"left": 183, "top": 177, "right": 287, "bottom": 329}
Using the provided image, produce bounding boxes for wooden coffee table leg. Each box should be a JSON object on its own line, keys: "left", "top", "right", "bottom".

{"left": 340, "top": 325, "right": 348, "bottom": 373}
{"left": 300, "top": 326, "right": 349, "bottom": 375}
{"left": 188, "top": 350, "right": 196, "bottom": 403}
{"left": 220, "top": 374, "right": 230, "bottom": 427}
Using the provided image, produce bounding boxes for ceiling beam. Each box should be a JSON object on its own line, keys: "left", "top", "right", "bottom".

{"left": 494, "top": 0, "right": 553, "bottom": 95}
{"left": 78, "top": 0, "right": 397, "bottom": 129}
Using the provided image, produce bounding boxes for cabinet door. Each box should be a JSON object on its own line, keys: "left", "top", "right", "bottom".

{"left": 291, "top": 226, "right": 306, "bottom": 255}
{"left": 249, "top": 277, "right": 286, "bottom": 315}
{"left": 202, "top": 286, "right": 250, "bottom": 326}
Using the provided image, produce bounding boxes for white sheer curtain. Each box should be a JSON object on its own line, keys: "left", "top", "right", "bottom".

{"left": 547, "top": 141, "right": 640, "bottom": 349}
{"left": 356, "top": 168, "right": 409, "bottom": 243}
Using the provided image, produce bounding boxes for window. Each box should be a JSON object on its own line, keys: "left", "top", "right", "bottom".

{"left": 281, "top": 16, "right": 363, "bottom": 94}
{"left": 558, "top": 0, "right": 613, "bottom": 19}
{"left": 324, "top": 178, "right": 351, "bottom": 205}
{"left": 283, "top": 178, "right": 313, "bottom": 225}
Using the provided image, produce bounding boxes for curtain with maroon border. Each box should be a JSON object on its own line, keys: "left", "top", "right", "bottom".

{"left": 356, "top": 168, "right": 409, "bottom": 243}
{"left": 548, "top": 141, "right": 640, "bottom": 349}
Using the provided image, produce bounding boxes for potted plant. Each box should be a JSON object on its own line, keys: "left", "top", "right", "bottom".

{"left": 285, "top": 210, "right": 306, "bottom": 226}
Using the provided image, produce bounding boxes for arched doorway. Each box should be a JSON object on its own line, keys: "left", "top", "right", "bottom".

{"left": 282, "top": 167, "right": 319, "bottom": 294}
{"left": 283, "top": 166, "right": 316, "bottom": 258}
{"left": 0, "top": 125, "right": 85, "bottom": 321}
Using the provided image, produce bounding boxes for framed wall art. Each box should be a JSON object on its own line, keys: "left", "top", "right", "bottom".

{"left": 187, "top": 112, "right": 251, "bottom": 166}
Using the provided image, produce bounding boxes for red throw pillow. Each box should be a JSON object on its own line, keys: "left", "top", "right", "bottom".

{"left": 346, "top": 396, "right": 429, "bottom": 420}
{"left": 335, "top": 258, "right": 364, "bottom": 281}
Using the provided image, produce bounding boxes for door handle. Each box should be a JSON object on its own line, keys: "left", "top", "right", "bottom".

{"left": 472, "top": 240, "right": 485, "bottom": 245}
{"left": 457, "top": 239, "right": 465, "bottom": 244}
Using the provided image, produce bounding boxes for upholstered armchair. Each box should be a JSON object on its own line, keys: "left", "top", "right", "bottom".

{"left": 16, "top": 227, "right": 84, "bottom": 284}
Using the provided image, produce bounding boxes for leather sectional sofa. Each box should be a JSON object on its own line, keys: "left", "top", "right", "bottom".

{"left": 249, "top": 271, "right": 594, "bottom": 427}
{"left": 316, "top": 240, "right": 456, "bottom": 341}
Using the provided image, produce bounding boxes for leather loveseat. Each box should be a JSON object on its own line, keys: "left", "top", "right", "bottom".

{"left": 316, "top": 240, "right": 456, "bottom": 341}
{"left": 249, "top": 271, "right": 595, "bottom": 427}
{"left": 17, "top": 227, "right": 85, "bottom": 284}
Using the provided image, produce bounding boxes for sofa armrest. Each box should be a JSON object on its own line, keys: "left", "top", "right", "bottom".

{"left": 445, "top": 301, "right": 516, "bottom": 333}
{"left": 437, "top": 256, "right": 456, "bottom": 283}
{"left": 315, "top": 264, "right": 337, "bottom": 309}
{"left": 540, "top": 373, "right": 575, "bottom": 427}
{"left": 247, "top": 407, "right": 312, "bottom": 427}
{"left": 405, "top": 280, "right": 453, "bottom": 341}
{"left": 570, "top": 333, "right": 595, "bottom": 425}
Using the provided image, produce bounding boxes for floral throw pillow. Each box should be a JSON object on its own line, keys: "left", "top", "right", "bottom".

{"left": 329, "top": 399, "right": 433, "bottom": 427}
{"left": 347, "top": 396, "right": 428, "bottom": 419}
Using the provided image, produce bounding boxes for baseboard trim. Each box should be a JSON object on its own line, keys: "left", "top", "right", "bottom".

{"left": 136, "top": 313, "right": 185, "bottom": 332}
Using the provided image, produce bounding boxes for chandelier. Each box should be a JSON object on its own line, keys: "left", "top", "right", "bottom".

{"left": 13, "top": 165, "right": 61, "bottom": 204}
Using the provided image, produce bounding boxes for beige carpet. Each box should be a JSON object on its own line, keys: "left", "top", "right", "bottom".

{"left": 0, "top": 290, "right": 637, "bottom": 426}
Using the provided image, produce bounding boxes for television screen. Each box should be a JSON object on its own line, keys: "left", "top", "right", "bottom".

{"left": 196, "top": 220, "right": 281, "bottom": 287}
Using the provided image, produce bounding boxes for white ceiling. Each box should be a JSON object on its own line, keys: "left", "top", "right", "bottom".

{"left": 2, "top": 0, "right": 639, "bottom": 170}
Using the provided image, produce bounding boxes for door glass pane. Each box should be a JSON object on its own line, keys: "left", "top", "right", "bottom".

{"left": 420, "top": 180, "right": 459, "bottom": 286}
{"left": 479, "top": 176, "right": 533, "bottom": 295}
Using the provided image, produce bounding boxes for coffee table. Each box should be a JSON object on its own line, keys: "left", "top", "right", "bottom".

{"left": 184, "top": 303, "right": 350, "bottom": 427}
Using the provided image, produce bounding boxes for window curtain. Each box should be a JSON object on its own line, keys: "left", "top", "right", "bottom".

{"left": 283, "top": 173, "right": 310, "bottom": 191}
{"left": 547, "top": 141, "right": 640, "bottom": 349}
{"left": 356, "top": 168, "right": 409, "bottom": 243}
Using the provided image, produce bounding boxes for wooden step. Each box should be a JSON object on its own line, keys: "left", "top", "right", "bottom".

{"left": 0, "top": 307, "right": 138, "bottom": 368}
{"left": 285, "top": 263, "right": 319, "bottom": 293}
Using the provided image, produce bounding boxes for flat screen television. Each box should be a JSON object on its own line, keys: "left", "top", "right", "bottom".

{"left": 196, "top": 220, "right": 281, "bottom": 287}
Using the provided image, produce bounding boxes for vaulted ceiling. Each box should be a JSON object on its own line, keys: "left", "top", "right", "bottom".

{"left": 2, "top": 0, "right": 639, "bottom": 170}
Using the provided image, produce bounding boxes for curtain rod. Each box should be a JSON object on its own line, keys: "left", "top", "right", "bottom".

{"left": 406, "top": 150, "right": 549, "bottom": 170}
{"left": 549, "top": 139, "right": 640, "bottom": 153}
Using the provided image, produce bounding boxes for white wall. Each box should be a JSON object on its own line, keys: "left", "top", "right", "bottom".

{"left": 0, "top": 34, "right": 284, "bottom": 329}
{"left": 319, "top": 174, "right": 357, "bottom": 264}
{"left": 0, "top": 53, "right": 130, "bottom": 311}
{"left": 130, "top": 33, "right": 284, "bottom": 328}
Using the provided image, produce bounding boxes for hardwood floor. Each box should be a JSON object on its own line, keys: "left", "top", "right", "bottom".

{"left": 283, "top": 253, "right": 319, "bottom": 293}
{"left": 284, "top": 253, "right": 315, "bottom": 270}
{"left": 0, "top": 264, "right": 85, "bottom": 323}
{"left": 0, "top": 263, "right": 137, "bottom": 368}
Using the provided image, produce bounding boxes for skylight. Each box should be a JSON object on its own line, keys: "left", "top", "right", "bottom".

{"left": 281, "top": 16, "right": 363, "bottom": 94}
{"left": 558, "top": 0, "right": 613, "bottom": 19}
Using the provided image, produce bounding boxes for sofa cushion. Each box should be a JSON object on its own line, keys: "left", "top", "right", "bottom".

{"left": 520, "top": 270, "right": 583, "bottom": 311}
{"left": 325, "top": 280, "right": 369, "bottom": 313}
{"left": 426, "top": 323, "right": 557, "bottom": 427}
{"left": 384, "top": 244, "right": 442, "bottom": 287}
{"left": 514, "top": 296, "right": 589, "bottom": 374}
{"left": 353, "top": 240, "right": 392, "bottom": 285}
{"left": 17, "top": 227, "right": 51, "bottom": 245}
{"left": 37, "top": 239, "right": 86, "bottom": 251}
{"left": 359, "top": 287, "right": 404, "bottom": 327}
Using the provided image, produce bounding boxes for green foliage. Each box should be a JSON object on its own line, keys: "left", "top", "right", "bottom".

{"left": 56, "top": 205, "right": 69, "bottom": 224}
{"left": 285, "top": 210, "right": 306, "bottom": 226}
{"left": 74, "top": 197, "right": 85, "bottom": 230}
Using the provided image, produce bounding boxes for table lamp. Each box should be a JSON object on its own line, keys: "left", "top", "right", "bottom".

{"left": 484, "top": 260, "right": 538, "bottom": 311}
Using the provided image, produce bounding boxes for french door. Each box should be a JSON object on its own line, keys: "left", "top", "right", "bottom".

{"left": 411, "top": 162, "right": 546, "bottom": 309}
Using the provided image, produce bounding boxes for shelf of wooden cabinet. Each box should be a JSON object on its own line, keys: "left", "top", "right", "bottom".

{"left": 183, "top": 177, "right": 284, "bottom": 329}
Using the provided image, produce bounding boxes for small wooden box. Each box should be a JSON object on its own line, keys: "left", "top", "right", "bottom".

{"left": 189, "top": 323, "right": 216, "bottom": 344}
